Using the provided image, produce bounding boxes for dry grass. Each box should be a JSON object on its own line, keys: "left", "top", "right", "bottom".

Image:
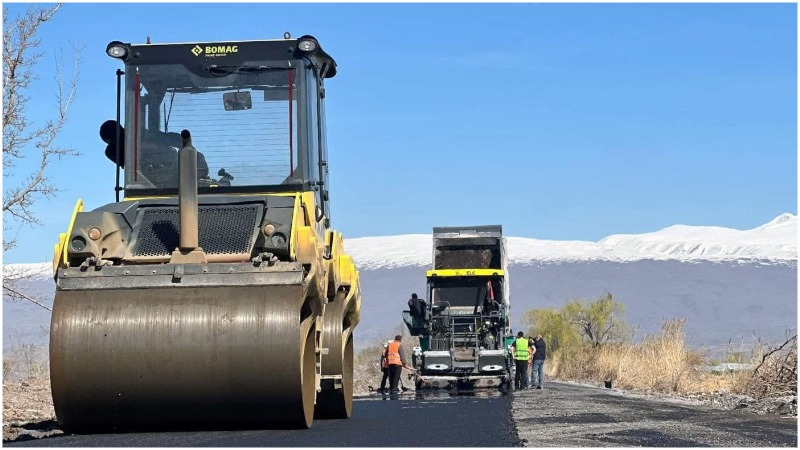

{"left": 353, "top": 340, "right": 386, "bottom": 393}
{"left": 3, "top": 357, "right": 17, "bottom": 380}
{"left": 3, "top": 343, "right": 49, "bottom": 382}
{"left": 548, "top": 319, "right": 778, "bottom": 397}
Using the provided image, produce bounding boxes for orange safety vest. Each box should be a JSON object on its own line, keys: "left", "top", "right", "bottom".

{"left": 386, "top": 341, "right": 402, "bottom": 366}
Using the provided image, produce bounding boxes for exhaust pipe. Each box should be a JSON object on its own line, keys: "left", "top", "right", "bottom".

{"left": 178, "top": 130, "right": 199, "bottom": 250}
{"left": 170, "top": 130, "right": 206, "bottom": 264}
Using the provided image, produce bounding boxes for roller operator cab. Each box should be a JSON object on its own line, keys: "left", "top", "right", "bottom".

{"left": 403, "top": 226, "right": 513, "bottom": 390}
{"left": 50, "top": 36, "right": 361, "bottom": 432}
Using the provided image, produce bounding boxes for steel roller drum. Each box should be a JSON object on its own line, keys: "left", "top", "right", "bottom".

{"left": 315, "top": 291, "right": 353, "bottom": 419}
{"left": 50, "top": 284, "right": 317, "bottom": 432}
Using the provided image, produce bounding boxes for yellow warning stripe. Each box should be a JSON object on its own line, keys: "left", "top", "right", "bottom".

{"left": 426, "top": 269, "right": 504, "bottom": 278}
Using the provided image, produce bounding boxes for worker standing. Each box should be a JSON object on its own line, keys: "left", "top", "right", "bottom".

{"left": 378, "top": 341, "right": 390, "bottom": 393}
{"left": 408, "top": 293, "right": 423, "bottom": 319}
{"left": 386, "top": 334, "right": 407, "bottom": 393}
{"left": 511, "top": 331, "right": 530, "bottom": 390}
{"left": 532, "top": 334, "right": 547, "bottom": 389}
{"left": 528, "top": 336, "right": 536, "bottom": 389}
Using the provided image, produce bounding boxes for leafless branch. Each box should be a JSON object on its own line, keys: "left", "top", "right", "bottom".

{"left": 747, "top": 335, "right": 797, "bottom": 399}
{"left": 2, "top": 282, "right": 52, "bottom": 312}
{"left": 2, "top": 3, "right": 80, "bottom": 308}
{"left": 3, "top": 4, "right": 80, "bottom": 248}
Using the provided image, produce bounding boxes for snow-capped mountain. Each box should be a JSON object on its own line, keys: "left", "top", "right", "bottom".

{"left": 347, "top": 213, "right": 798, "bottom": 351}
{"left": 5, "top": 213, "right": 796, "bottom": 277}
{"left": 346, "top": 213, "right": 797, "bottom": 269}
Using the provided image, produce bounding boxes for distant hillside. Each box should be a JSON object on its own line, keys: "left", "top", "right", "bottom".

{"left": 355, "top": 260, "right": 797, "bottom": 356}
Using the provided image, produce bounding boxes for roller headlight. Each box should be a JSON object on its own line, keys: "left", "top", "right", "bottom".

{"left": 298, "top": 39, "right": 317, "bottom": 52}
{"left": 71, "top": 236, "right": 87, "bottom": 251}
{"left": 106, "top": 41, "right": 128, "bottom": 59}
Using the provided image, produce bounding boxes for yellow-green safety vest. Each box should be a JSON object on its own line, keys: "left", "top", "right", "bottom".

{"left": 514, "top": 337, "right": 530, "bottom": 360}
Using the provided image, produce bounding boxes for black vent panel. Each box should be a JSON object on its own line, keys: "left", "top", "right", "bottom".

{"left": 131, "top": 204, "right": 262, "bottom": 257}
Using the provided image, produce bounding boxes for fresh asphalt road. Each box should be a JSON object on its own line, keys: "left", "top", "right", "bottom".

{"left": 6, "top": 391, "right": 521, "bottom": 447}
{"left": 6, "top": 383, "right": 797, "bottom": 447}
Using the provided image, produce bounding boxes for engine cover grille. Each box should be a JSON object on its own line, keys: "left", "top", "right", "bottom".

{"left": 131, "top": 204, "right": 262, "bottom": 257}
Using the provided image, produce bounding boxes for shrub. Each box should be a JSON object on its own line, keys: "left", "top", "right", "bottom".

{"left": 746, "top": 335, "right": 797, "bottom": 399}
{"left": 520, "top": 295, "right": 773, "bottom": 397}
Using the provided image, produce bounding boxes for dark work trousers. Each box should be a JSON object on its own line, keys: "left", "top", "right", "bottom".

{"left": 514, "top": 359, "right": 529, "bottom": 389}
{"left": 379, "top": 368, "right": 389, "bottom": 391}
{"left": 388, "top": 365, "right": 403, "bottom": 391}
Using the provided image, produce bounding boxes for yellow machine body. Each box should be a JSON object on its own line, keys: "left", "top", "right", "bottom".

{"left": 50, "top": 36, "right": 361, "bottom": 431}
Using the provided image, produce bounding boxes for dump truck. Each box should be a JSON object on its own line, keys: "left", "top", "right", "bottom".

{"left": 49, "top": 35, "right": 361, "bottom": 431}
{"left": 403, "top": 226, "right": 512, "bottom": 389}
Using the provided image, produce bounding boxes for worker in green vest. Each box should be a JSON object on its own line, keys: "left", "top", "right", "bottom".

{"left": 511, "top": 331, "right": 530, "bottom": 390}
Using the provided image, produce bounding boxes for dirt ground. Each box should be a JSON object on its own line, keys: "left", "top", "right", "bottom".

{"left": 2, "top": 376, "right": 61, "bottom": 442}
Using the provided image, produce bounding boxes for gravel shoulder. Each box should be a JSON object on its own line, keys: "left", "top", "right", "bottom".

{"left": 512, "top": 381, "right": 797, "bottom": 447}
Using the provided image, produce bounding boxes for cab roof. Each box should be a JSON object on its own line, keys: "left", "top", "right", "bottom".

{"left": 115, "top": 35, "right": 337, "bottom": 78}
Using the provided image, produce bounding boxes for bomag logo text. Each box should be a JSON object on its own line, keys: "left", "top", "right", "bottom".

{"left": 191, "top": 44, "right": 239, "bottom": 57}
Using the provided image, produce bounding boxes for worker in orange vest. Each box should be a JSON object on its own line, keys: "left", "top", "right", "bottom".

{"left": 385, "top": 334, "right": 408, "bottom": 393}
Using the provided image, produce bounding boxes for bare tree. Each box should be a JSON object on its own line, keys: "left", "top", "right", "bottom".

{"left": 3, "top": 3, "right": 81, "bottom": 309}
{"left": 748, "top": 334, "right": 797, "bottom": 399}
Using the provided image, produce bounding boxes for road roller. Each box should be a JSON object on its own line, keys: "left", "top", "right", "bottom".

{"left": 50, "top": 35, "right": 361, "bottom": 431}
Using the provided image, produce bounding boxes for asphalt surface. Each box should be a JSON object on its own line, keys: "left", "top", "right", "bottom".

{"left": 513, "top": 381, "right": 797, "bottom": 447}
{"left": 6, "top": 382, "right": 797, "bottom": 447}
{"left": 5, "top": 391, "right": 521, "bottom": 447}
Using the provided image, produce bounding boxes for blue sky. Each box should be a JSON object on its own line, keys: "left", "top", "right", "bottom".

{"left": 2, "top": 2, "right": 797, "bottom": 264}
